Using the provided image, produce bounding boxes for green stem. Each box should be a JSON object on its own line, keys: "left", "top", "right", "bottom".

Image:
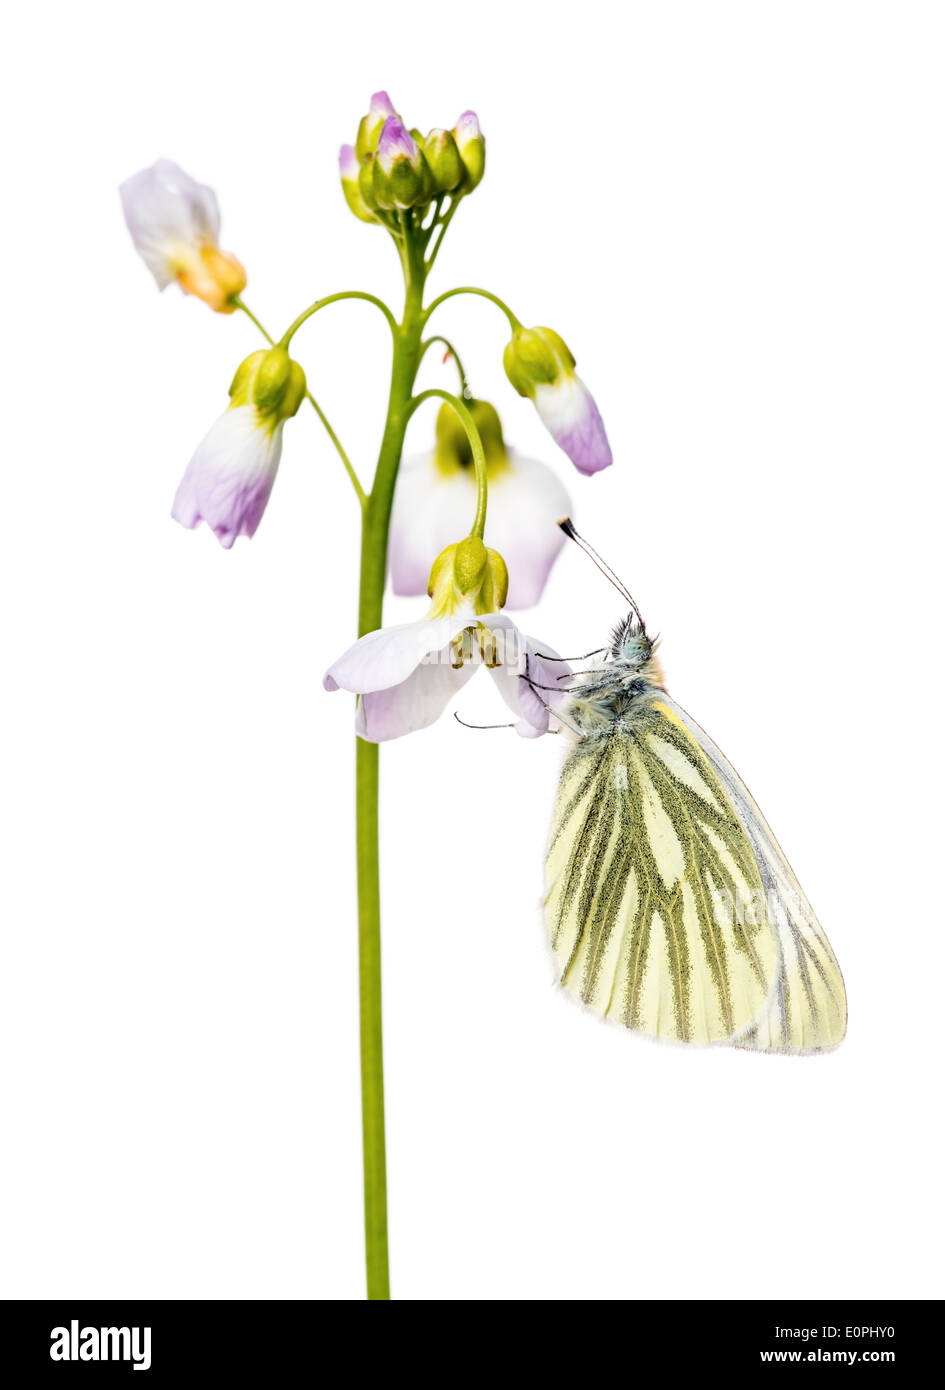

{"left": 420, "top": 335, "right": 470, "bottom": 395}
{"left": 280, "top": 290, "right": 398, "bottom": 344}
{"left": 407, "top": 388, "right": 489, "bottom": 540}
{"left": 235, "top": 298, "right": 365, "bottom": 504}
{"left": 423, "top": 285, "right": 522, "bottom": 332}
{"left": 354, "top": 223, "right": 427, "bottom": 1302}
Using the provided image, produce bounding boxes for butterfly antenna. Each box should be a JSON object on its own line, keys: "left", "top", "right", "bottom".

{"left": 557, "top": 517, "right": 646, "bottom": 631}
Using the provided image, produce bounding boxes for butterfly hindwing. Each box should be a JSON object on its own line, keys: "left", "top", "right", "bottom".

{"left": 659, "top": 697, "right": 847, "bottom": 1052}
{"left": 545, "top": 701, "right": 782, "bottom": 1045}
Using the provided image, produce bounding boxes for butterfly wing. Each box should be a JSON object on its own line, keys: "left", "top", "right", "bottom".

{"left": 658, "top": 697, "right": 847, "bottom": 1052}
{"left": 545, "top": 704, "right": 782, "bottom": 1045}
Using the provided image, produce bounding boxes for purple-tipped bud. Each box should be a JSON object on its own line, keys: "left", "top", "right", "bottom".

{"left": 453, "top": 110, "right": 486, "bottom": 189}
{"left": 375, "top": 117, "right": 421, "bottom": 175}
{"left": 356, "top": 91, "right": 400, "bottom": 160}
{"left": 339, "top": 144, "right": 359, "bottom": 181}
{"left": 455, "top": 110, "right": 482, "bottom": 143}
{"left": 338, "top": 144, "right": 375, "bottom": 223}
{"left": 369, "top": 91, "right": 396, "bottom": 121}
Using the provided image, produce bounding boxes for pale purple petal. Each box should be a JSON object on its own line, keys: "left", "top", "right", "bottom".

{"left": 454, "top": 111, "right": 481, "bottom": 144}
{"left": 389, "top": 451, "right": 570, "bottom": 609}
{"left": 478, "top": 454, "right": 570, "bottom": 607}
{"left": 120, "top": 159, "right": 220, "bottom": 288}
{"left": 376, "top": 117, "right": 419, "bottom": 173}
{"left": 369, "top": 91, "right": 397, "bottom": 121}
{"left": 339, "top": 144, "right": 359, "bottom": 180}
{"left": 479, "top": 616, "right": 572, "bottom": 736}
{"left": 356, "top": 657, "right": 477, "bottom": 742}
{"left": 388, "top": 452, "right": 478, "bottom": 599}
{"left": 323, "top": 611, "right": 477, "bottom": 695}
{"left": 533, "top": 375, "right": 613, "bottom": 476}
{"left": 171, "top": 406, "right": 282, "bottom": 548}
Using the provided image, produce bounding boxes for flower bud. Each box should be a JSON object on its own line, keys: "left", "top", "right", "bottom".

{"left": 372, "top": 118, "right": 432, "bottom": 209}
{"left": 453, "top": 111, "right": 486, "bottom": 190}
{"left": 503, "top": 326, "right": 573, "bottom": 396}
{"left": 503, "top": 327, "right": 612, "bottom": 476}
{"left": 119, "top": 159, "right": 246, "bottom": 313}
{"left": 355, "top": 91, "right": 398, "bottom": 161}
{"left": 421, "top": 128, "right": 464, "bottom": 195}
{"left": 435, "top": 398, "right": 507, "bottom": 474}
{"left": 427, "top": 536, "right": 509, "bottom": 616}
{"left": 339, "top": 145, "right": 376, "bottom": 223}
{"left": 357, "top": 154, "right": 380, "bottom": 212}
{"left": 230, "top": 347, "right": 306, "bottom": 424}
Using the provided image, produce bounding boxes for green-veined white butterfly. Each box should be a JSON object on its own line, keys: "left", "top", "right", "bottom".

{"left": 534, "top": 520, "right": 846, "bottom": 1053}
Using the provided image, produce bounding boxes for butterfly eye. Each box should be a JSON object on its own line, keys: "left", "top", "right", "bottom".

{"left": 623, "top": 637, "right": 650, "bottom": 663}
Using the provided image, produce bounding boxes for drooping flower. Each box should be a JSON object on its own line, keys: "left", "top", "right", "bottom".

{"left": 172, "top": 347, "right": 306, "bottom": 548}
{"left": 119, "top": 159, "right": 246, "bottom": 313}
{"left": 324, "top": 537, "right": 569, "bottom": 741}
{"left": 390, "top": 399, "right": 571, "bottom": 609}
{"left": 503, "top": 325, "right": 612, "bottom": 476}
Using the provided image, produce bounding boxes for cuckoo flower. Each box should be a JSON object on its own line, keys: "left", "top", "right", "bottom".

{"left": 390, "top": 399, "right": 570, "bottom": 609}
{"left": 504, "top": 325, "right": 612, "bottom": 475}
{"left": 172, "top": 347, "right": 305, "bottom": 549}
{"left": 324, "top": 537, "right": 569, "bottom": 741}
{"left": 119, "top": 159, "right": 246, "bottom": 312}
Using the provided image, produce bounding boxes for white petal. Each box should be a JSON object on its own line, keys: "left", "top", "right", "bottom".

{"left": 120, "top": 159, "right": 221, "bottom": 288}
{"left": 356, "top": 654, "right": 477, "bottom": 742}
{"left": 388, "top": 452, "right": 472, "bottom": 598}
{"left": 482, "top": 454, "right": 570, "bottom": 608}
{"left": 172, "top": 406, "right": 282, "bottom": 548}
{"left": 389, "top": 450, "right": 570, "bottom": 609}
{"left": 323, "top": 607, "right": 478, "bottom": 695}
{"left": 533, "top": 375, "right": 613, "bottom": 476}
{"left": 479, "top": 616, "right": 572, "bottom": 737}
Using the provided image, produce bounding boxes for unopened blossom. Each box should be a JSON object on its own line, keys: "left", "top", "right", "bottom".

{"left": 372, "top": 118, "right": 431, "bottom": 209}
{"left": 324, "top": 537, "right": 569, "bottom": 741}
{"left": 355, "top": 91, "right": 399, "bottom": 160}
{"left": 339, "top": 144, "right": 375, "bottom": 222}
{"left": 119, "top": 159, "right": 246, "bottom": 313}
{"left": 453, "top": 111, "right": 485, "bottom": 188}
{"left": 172, "top": 347, "right": 305, "bottom": 548}
{"left": 504, "top": 325, "right": 612, "bottom": 476}
{"left": 390, "top": 399, "right": 570, "bottom": 609}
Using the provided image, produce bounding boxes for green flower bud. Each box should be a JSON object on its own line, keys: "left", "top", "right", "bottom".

{"left": 435, "top": 398, "right": 508, "bottom": 475}
{"left": 339, "top": 145, "right": 376, "bottom": 223}
{"left": 372, "top": 118, "right": 433, "bottom": 210}
{"left": 427, "top": 535, "right": 509, "bottom": 616}
{"left": 358, "top": 154, "right": 380, "bottom": 212}
{"left": 229, "top": 347, "right": 306, "bottom": 424}
{"left": 502, "top": 326, "right": 574, "bottom": 397}
{"left": 354, "top": 91, "right": 399, "bottom": 161}
{"left": 453, "top": 111, "right": 486, "bottom": 191}
{"left": 422, "top": 128, "right": 464, "bottom": 194}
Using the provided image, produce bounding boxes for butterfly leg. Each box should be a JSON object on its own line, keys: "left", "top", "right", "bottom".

{"left": 533, "top": 646, "right": 605, "bottom": 662}
{"left": 520, "top": 657, "right": 581, "bottom": 736}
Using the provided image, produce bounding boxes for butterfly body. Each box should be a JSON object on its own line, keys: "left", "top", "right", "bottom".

{"left": 544, "top": 611, "right": 846, "bottom": 1053}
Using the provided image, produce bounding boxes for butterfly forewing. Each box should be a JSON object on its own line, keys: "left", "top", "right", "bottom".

{"left": 545, "top": 701, "right": 782, "bottom": 1045}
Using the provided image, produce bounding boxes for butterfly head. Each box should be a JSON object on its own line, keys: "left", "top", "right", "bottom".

{"left": 610, "top": 612, "right": 651, "bottom": 666}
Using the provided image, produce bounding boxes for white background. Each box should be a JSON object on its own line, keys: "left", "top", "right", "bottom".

{"left": 2, "top": 1, "right": 942, "bottom": 1301}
